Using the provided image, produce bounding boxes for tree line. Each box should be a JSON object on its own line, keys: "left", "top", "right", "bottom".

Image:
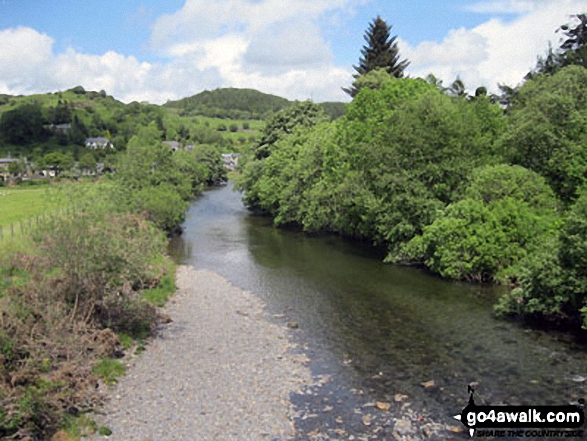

{"left": 237, "top": 14, "right": 587, "bottom": 331}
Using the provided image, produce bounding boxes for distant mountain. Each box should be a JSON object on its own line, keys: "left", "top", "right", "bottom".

{"left": 164, "top": 88, "right": 346, "bottom": 120}
{"left": 164, "top": 88, "right": 290, "bottom": 120}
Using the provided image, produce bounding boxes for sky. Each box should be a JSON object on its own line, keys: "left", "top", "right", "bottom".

{"left": 0, "top": 0, "right": 585, "bottom": 104}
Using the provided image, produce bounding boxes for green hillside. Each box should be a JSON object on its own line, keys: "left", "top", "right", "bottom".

{"left": 0, "top": 86, "right": 345, "bottom": 166}
{"left": 0, "top": 86, "right": 254, "bottom": 161}
{"left": 164, "top": 87, "right": 346, "bottom": 120}
{"left": 164, "top": 88, "right": 291, "bottom": 120}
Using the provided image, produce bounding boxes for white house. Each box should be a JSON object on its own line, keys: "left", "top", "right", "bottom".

{"left": 85, "top": 137, "right": 113, "bottom": 149}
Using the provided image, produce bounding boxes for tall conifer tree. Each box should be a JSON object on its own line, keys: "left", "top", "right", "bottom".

{"left": 343, "top": 16, "right": 409, "bottom": 97}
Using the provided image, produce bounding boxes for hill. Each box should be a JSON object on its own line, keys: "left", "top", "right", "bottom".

{"left": 0, "top": 86, "right": 250, "bottom": 161}
{"left": 164, "top": 88, "right": 290, "bottom": 120}
{"left": 164, "top": 88, "right": 346, "bottom": 120}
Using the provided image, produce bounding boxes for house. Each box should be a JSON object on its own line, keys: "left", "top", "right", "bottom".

{"left": 221, "top": 153, "right": 240, "bottom": 170}
{"left": 44, "top": 123, "right": 72, "bottom": 134}
{"left": 85, "top": 137, "right": 113, "bottom": 149}
{"left": 0, "top": 156, "right": 18, "bottom": 181}
{"left": 163, "top": 141, "right": 181, "bottom": 152}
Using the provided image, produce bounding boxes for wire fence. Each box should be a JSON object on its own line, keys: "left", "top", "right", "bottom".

{"left": 0, "top": 209, "right": 72, "bottom": 241}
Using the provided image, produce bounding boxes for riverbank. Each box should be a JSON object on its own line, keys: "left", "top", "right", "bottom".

{"left": 90, "top": 266, "right": 313, "bottom": 440}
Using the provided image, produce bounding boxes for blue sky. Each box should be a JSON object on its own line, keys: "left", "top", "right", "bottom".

{"left": 0, "top": 0, "right": 585, "bottom": 103}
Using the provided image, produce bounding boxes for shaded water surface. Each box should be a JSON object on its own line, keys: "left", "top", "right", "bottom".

{"left": 169, "top": 184, "right": 587, "bottom": 438}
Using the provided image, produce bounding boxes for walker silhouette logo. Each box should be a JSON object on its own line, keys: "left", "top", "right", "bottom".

{"left": 454, "top": 385, "right": 585, "bottom": 438}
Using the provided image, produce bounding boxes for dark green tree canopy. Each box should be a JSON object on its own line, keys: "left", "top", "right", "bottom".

{"left": 344, "top": 16, "right": 409, "bottom": 97}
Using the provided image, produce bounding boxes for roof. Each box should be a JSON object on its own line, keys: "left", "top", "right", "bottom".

{"left": 85, "top": 137, "right": 110, "bottom": 143}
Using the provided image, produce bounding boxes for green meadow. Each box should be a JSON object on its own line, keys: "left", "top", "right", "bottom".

{"left": 0, "top": 186, "right": 56, "bottom": 227}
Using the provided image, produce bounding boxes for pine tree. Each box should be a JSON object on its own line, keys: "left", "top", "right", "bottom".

{"left": 343, "top": 16, "right": 409, "bottom": 97}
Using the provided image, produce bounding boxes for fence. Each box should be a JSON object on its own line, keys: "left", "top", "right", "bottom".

{"left": 0, "top": 209, "right": 73, "bottom": 241}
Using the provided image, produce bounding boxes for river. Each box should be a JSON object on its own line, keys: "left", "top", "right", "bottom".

{"left": 169, "top": 183, "right": 587, "bottom": 439}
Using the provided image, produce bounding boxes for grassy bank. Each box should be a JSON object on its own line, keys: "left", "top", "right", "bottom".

{"left": 0, "top": 141, "right": 221, "bottom": 439}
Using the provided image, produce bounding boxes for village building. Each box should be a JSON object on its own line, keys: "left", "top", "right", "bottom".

{"left": 163, "top": 141, "right": 181, "bottom": 152}
{"left": 0, "top": 156, "right": 17, "bottom": 181}
{"left": 221, "top": 153, "right": 240, "bottom": 170}
{"left": 85, "top": 137, "right": 114, "bottom": 149}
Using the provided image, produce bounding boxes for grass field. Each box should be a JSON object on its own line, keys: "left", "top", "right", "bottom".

{"left": 0, "top": 187, "right": 56, "bottom": 227}
{"left": 197, "top": 116, "right": 264, "bottom": 141}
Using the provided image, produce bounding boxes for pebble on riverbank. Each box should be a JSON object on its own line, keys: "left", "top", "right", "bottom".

{"left": 88, "top": 266, "right": 312, "bottom": 440}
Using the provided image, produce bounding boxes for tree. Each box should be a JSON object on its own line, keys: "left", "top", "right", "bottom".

{"left": 0, "top": 104, "right": 47, "bottom": 144}
{"left": 502, "top": 65, "right": 587, "bottom": 203}
{"left": 346, "top": 68, "right": 395, "bottom": 96}
{"left": 558, "top": 13, "right": 587, "bottom": 67}
{"left": 7, "top": 160, "right": 25, "bottom": 177}
{"left": 526, "top": 14, "right": 587, "bottom": 78}
{"left": 448, "top": 77, "right": 467, "bottom": 97}
{"left": 343, "top": 16, "right": 409, "bottom": 97}
{"left": 79, "top": 152, "right": 97, "bottom": 173}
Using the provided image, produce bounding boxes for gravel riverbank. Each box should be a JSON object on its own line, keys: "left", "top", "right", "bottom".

{"left": 90, "top": 266, "right": 312, "bottom": 440}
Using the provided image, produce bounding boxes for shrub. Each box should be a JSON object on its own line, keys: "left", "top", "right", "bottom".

{"left": 33, "top": 210, "right": 165, "bottom": 324}
{"left": 496, "top": 186, "right": 587, "bottom": 328}
{"left": 400, "top": 165, "right": 560, "bottom": 282}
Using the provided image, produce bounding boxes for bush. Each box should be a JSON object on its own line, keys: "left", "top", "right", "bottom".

{"left": 496, "top": 186, "right": 587, "bottom": 328}
{"left": 400, "top": 165, "right": 560, "bottom": 282}
{"left": 132, "top": 185, "right": 188, "bottom": 233}
{"left": 216, "top": 124, "right": 227, "bottom": 132}
{"left": 229, "top": 124, "right": 238, "bottom": 132}
{"left": 34, "top": 210, "right": 165, "bottom": 324}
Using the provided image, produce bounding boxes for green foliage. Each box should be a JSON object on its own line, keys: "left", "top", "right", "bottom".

{"left": 78, "top": 152, "right": 97, "bottom": 172}
{"left": 347, "top": 68, "right": 395, "bottom": 97}
{"left": 114, "top": 143, "right": 193, "bottom": 230}
{"left": 502, "top": 65, "right": 587, "bottom": 203}
{"left": 164, "top": 87, "right": 290, "bottom": 119}
{"left": 134, "top": 184, "right": 188, "bottom": 233}
{"left": 401, "top": 165, "right": 560, "bottom": 283}
{"left": 254, "top": 101, "right": 328, "bottom": 160}
{"left": 141, "top": 261, "right": 176, "bottom": 307}
{"left": 237, "top": 101, "right": 328, "bottom": 211}
{"left": 239, "top": 78, "right": 506, "bottom": 259}
{"left": 0, "top": 104, "right": 47, "bottom": 144}
{"left": 319, "top": 102, "right": 346, "bottom": 120}
{"left": 496, "top": 187, "right": 587, "bottom": 327}
{"left": 192, "top": 144, "right": 226, "bottom": 185}
{"left": 92, "top": 358, "right": 126, "bottom": 384}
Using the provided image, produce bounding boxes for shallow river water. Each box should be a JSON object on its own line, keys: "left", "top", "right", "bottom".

{"left": 169, "top": 183, "right": 587, "bottom": 439}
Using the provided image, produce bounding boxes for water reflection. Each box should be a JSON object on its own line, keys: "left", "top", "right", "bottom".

{"left": 169, "top": 183, "right": 587, "bottom": 425}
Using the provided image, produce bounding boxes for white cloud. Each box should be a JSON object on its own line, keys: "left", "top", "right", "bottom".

{"left": 244, "top": 20, "right": 334, "bottom": 72}
{"left": 402, "top": 0, "right": 587, "bottom": 93}
{"left": 0, "top": 27, "right": 54, "bottom": 90}
{"left": 0, "top": 27, "right": 224, "bottom": 103}
{"left": 147, "top": 0, "right": 360, "bottom": 101}
{"left": 3, "top": 0, "right": 582, "bottom": 105}
{"left": 0, "top": 1, "right": 358, "bottom": 103}
{"left": 150, "top": 0, "right": 354, "bottom": 51}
